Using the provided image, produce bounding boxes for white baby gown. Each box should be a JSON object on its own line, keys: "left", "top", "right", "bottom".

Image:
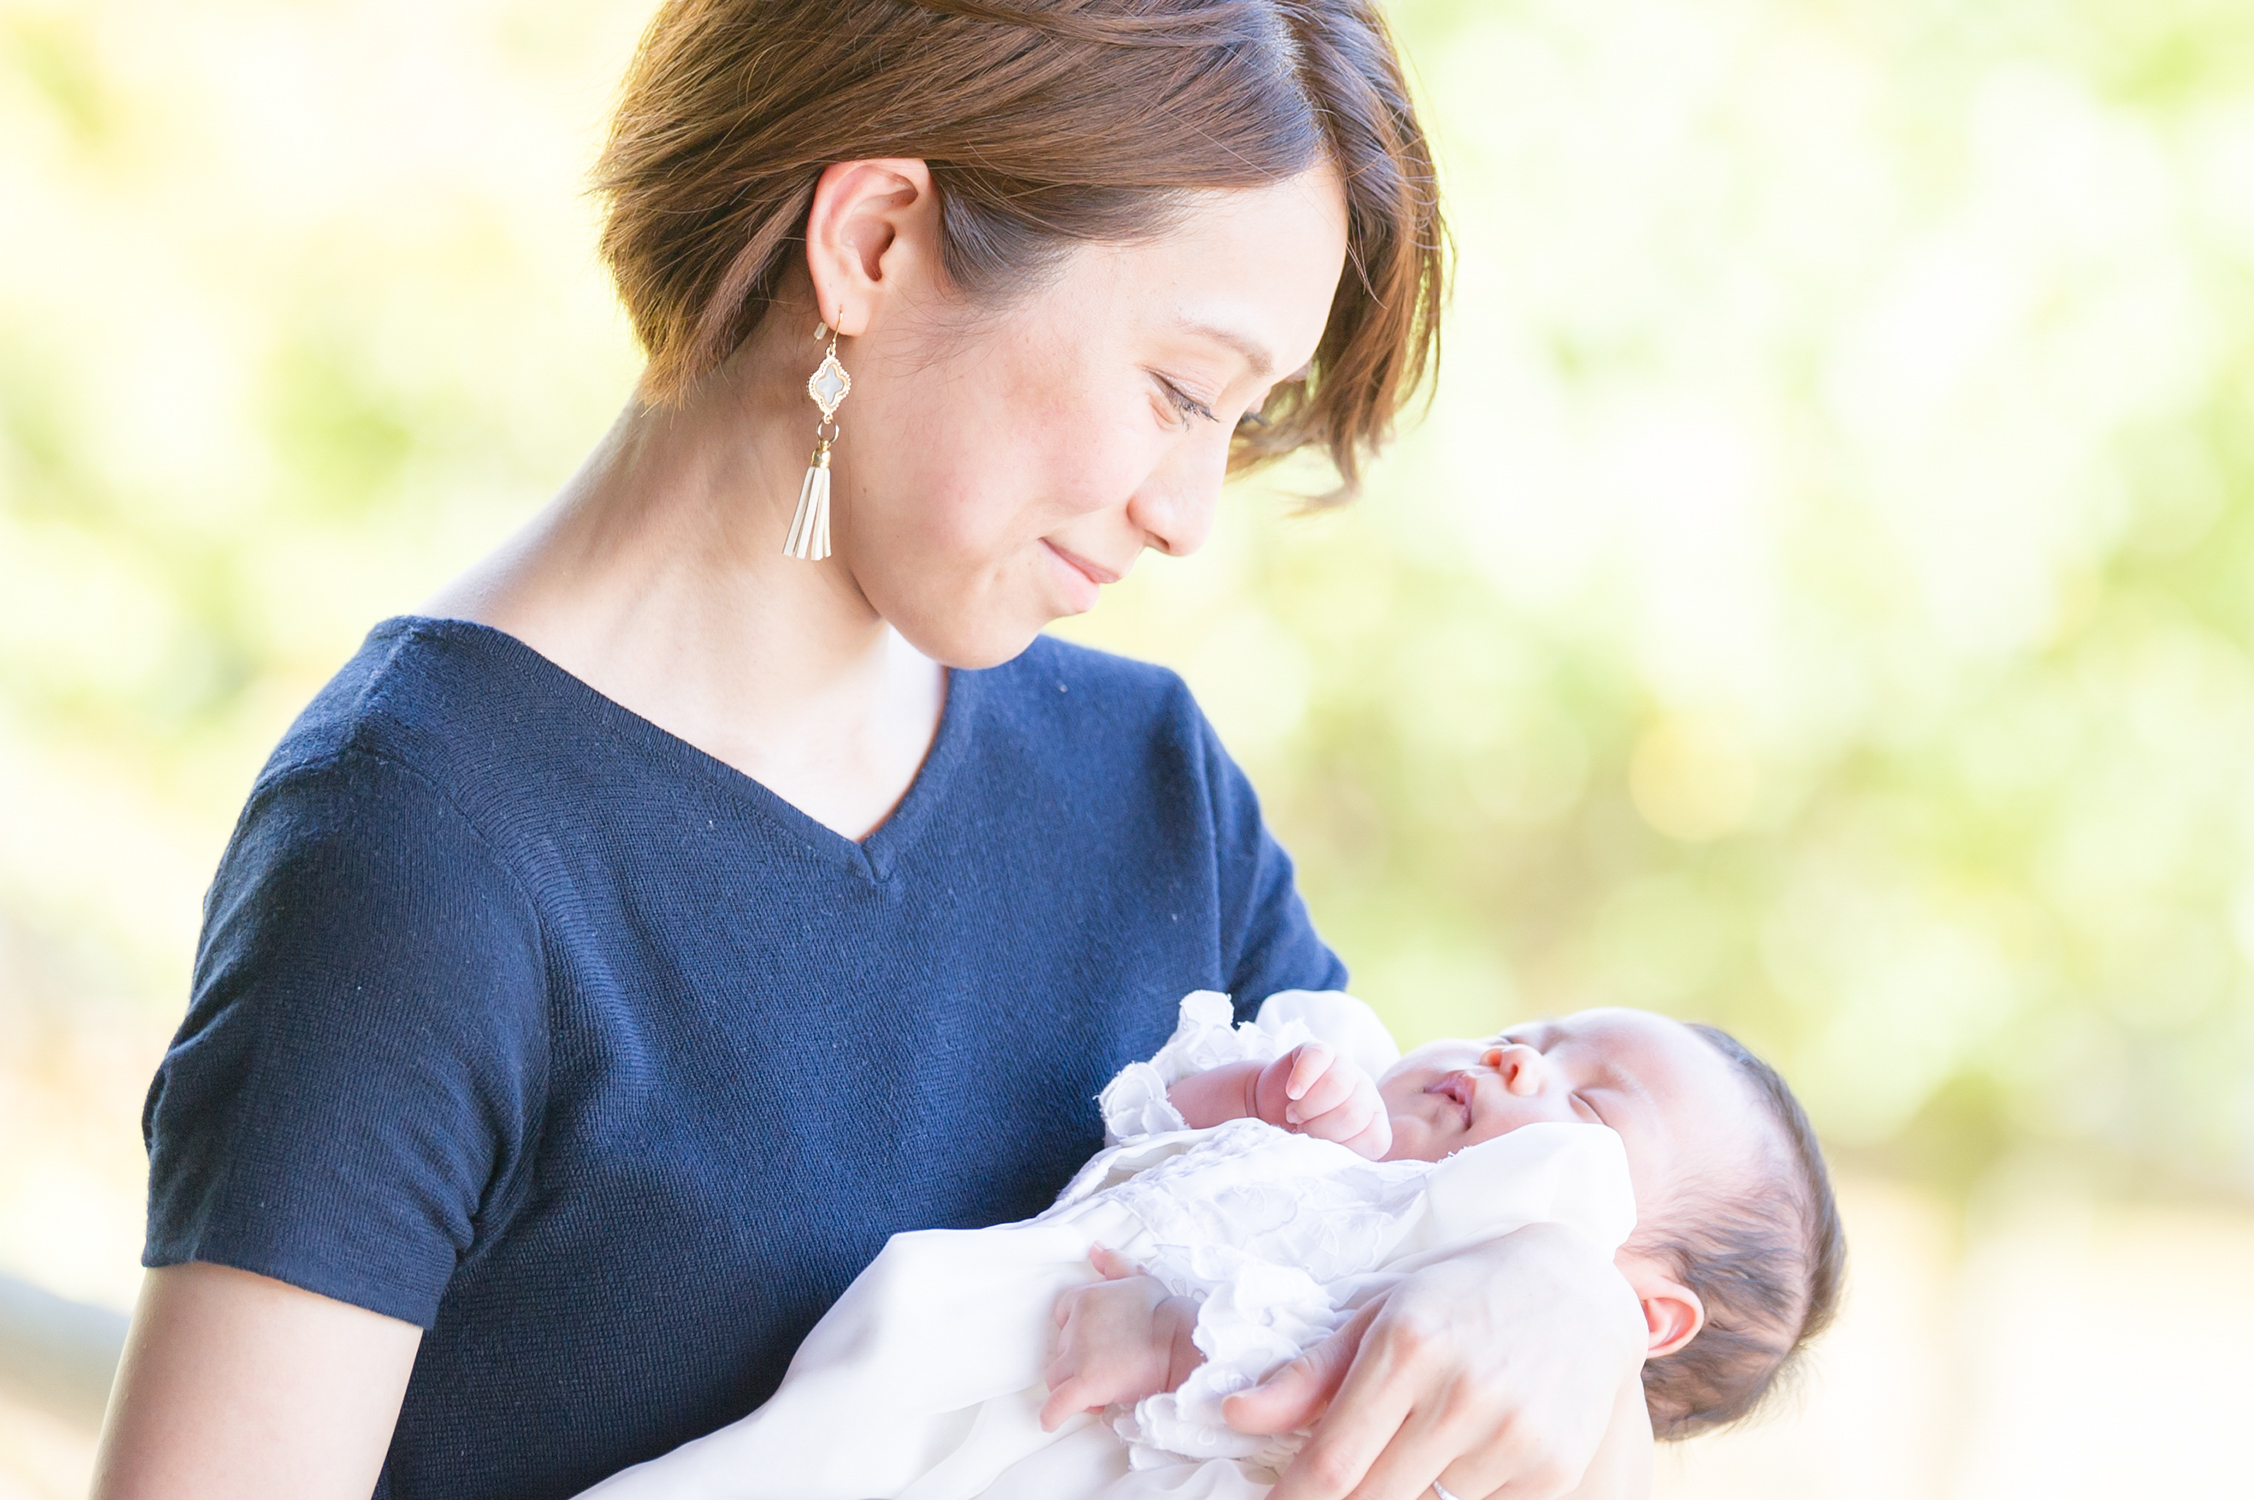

{"left": 575, "top": 991, "right": 1637, "bottom": 1500}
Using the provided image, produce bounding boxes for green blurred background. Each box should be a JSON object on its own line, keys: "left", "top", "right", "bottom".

{"left": 5, "top": 0, "right": 2253, "bottom": 1494}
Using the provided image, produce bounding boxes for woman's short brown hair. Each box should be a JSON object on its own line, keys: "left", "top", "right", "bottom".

{"left": 595, "top": 0, "right": 1445, "bottom": 492}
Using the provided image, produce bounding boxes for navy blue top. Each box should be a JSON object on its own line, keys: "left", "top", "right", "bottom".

{"left": 142, "top": 617, "right": 1343, "bottom": 1499}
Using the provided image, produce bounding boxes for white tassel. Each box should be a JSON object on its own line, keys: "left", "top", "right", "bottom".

{"left": 783, "top": 447, "right": 832, "bottom": 561}
{"left": 813, "top": 461, "right": 831, "bottom": 558}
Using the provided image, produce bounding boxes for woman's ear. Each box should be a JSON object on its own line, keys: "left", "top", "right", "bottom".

{"left": 802, "top": 158, "right": 942, "bottom": 339}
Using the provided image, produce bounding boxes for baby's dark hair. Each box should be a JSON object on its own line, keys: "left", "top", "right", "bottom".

{"left": 1636, "top": 1024, "right": 1845, "bottom": 1439}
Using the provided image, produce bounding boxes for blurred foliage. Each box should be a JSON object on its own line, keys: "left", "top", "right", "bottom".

{"left": 1082, "top": 0, "right": 2254, "bottom": 1199}
{"left": 3, "top": 0, "right": 2254, "bottom": 1306}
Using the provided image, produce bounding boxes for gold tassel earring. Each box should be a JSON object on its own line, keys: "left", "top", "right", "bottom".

{"left": 784, "top": 312, "right": 851, "bottom": 561}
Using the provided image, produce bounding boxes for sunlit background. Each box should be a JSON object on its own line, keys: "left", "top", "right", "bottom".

{"left": 5, "top": 0, "right": 2253, "bottom": 1493}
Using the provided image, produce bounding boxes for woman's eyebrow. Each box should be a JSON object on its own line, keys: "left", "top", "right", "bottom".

{"left": 1176, "top": 316, "right": 1278, "bottom": 379}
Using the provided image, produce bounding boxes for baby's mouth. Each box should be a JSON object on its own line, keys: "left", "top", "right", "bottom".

{"left": 1425, "top": 1073, "right": 1475, "bottom": 1129}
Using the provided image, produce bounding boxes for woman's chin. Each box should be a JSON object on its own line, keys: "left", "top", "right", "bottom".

{"left": 893, "top": 608, "right": 1052, "bottom": 673}
{"left": 882, "top": 555, "right": 1098, "bottom": 670}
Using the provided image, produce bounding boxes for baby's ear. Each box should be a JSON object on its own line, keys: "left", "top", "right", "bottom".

{"left": 1618, "top": 1250, "right": 1705, "bottom": 1358}
{"left": 1640, "top": 1281, "right": 1704, "bottom": 1359}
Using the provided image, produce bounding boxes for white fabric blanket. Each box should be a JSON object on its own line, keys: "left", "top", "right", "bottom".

{"left": 576, "top": 992, "right": 1638, "bottom": 1500}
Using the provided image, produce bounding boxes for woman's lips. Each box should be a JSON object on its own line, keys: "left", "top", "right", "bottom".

{"left": 1041, "top": 540, "right": 1121, "bottom": 613}
{"left": 1045, "top": 540, "right": 1121, "bottom": 584}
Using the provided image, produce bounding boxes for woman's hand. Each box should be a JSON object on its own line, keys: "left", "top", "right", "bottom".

{"left": 1254, "top": 1044, "right": 1392, "bottom": 1160}
{"left": 1222, "top": 1224, "right": 1648, "bottom": 1500}
{"left": 1039, "top": 1246, "right": 1204, "bottom": 1430}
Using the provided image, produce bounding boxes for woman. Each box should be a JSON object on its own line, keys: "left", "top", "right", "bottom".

{"left": 92, "top": 2, "right": 1649, "bottom": 1498}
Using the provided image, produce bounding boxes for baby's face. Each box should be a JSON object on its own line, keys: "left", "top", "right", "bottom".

{"left": 1377, "top": 1007, "right": 1764, "bottom": 1217}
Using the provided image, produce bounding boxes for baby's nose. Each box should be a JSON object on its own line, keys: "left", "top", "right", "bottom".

{"left": 1482, "top": 1042, "right": 1547, "bottom": 1096}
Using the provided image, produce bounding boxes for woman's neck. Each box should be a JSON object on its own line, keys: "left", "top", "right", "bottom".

{"left": 421, "top": 349, "right": 948, "bottom": 842}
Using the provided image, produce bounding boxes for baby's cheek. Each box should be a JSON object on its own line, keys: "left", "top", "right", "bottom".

{"left": 1374, "top": 1072, "right": 1428, "bottom": 1117}
{"left": 1464, "top": 1098, "right": 1566, "bottom": 1146}
{"left": 1379, "top": 1108, "right": 1449, "bottom": 1164}
{"left": 1463, "top": 1117, "right": 1517, "bottom": 1147}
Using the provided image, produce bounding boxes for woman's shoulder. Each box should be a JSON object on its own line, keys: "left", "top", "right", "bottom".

{"left": 257, "top": 615, "right": 575, "bottom": 802}
{"left": 209, "top": 617, "right": 637, "bottom": 941}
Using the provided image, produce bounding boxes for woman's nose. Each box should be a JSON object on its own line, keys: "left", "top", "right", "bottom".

{"left": 1125, "top": 451, "right": 1224, "bottom": 558}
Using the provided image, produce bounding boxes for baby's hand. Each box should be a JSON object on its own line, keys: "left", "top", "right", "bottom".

{"left": 1254, "top": 1043, "right": 1392, "bottom": 1159}
{"left": 1040, "top": 1246, "right": 1203, "bottom": 1430}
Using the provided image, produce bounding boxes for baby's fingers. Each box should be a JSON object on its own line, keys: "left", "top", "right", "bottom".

{"left": 1054, "top": 1280, "right": 1091, "bottom": 1327}
{"left": 1039, "top": 1373, "right": 1095, "bottom": 1431}
{"left": 1088, "top": 1244, "right": 1141, "bottom": 1281}
{"left": 1282, "top": 1043, "right": 1337, "bottom": 1103}
{"left": 1285, "top": 1062, "right": 1368, "bottom": 1126}
{"left": 1294, "top": 1091, "right": 1380, "bottom": 1146}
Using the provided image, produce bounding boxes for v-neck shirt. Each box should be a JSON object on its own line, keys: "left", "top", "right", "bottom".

{"left": 141, "top": 616, "right": 1344, "bottom": 1500}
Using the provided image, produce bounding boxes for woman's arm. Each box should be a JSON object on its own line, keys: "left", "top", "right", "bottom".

{"left": 91, "top": 1263, "right": 422, "bottom": 1500}
{"left": 1224, "top": 1223, "right": 1648, "bottom": 1500}
{"left": 1560, "top": 1370, "right": 1655, "bottom": 1500}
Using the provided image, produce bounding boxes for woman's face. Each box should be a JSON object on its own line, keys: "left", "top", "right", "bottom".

{"left": 831, "top": 167, "right": 1350, "bottom": 668}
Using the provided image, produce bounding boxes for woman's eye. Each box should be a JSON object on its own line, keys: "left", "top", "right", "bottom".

{"left": 1155, "top": 377, "right": 1218, "bottom": 426}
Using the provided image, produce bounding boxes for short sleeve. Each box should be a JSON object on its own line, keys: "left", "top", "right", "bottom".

{"left": 142, "top": 750, "right": 548, "bottom": 1328}
{"left": 1198, "top": 717, "right": 1347, "bottom": 1018}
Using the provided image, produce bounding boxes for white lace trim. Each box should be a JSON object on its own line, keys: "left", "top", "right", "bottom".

{"left": 1096, "top": 991, "right": 1310, "bottom": 1145}
{"left": 1118, "top": 1245, "right": 1344, "bottom": 1471}
{"left": 1079, "top": 989, "right": 1431, "bottom": 1471}
{"left": 1097, "top": 990, "right": 1394, "bottom": 1148}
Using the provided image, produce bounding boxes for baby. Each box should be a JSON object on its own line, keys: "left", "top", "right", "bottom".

{"left": 1049, "top": 992, "right": 1845, "bottom": 1449}
{"left": 579, "top": 991, "right": 1843, "bottom": 1500}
